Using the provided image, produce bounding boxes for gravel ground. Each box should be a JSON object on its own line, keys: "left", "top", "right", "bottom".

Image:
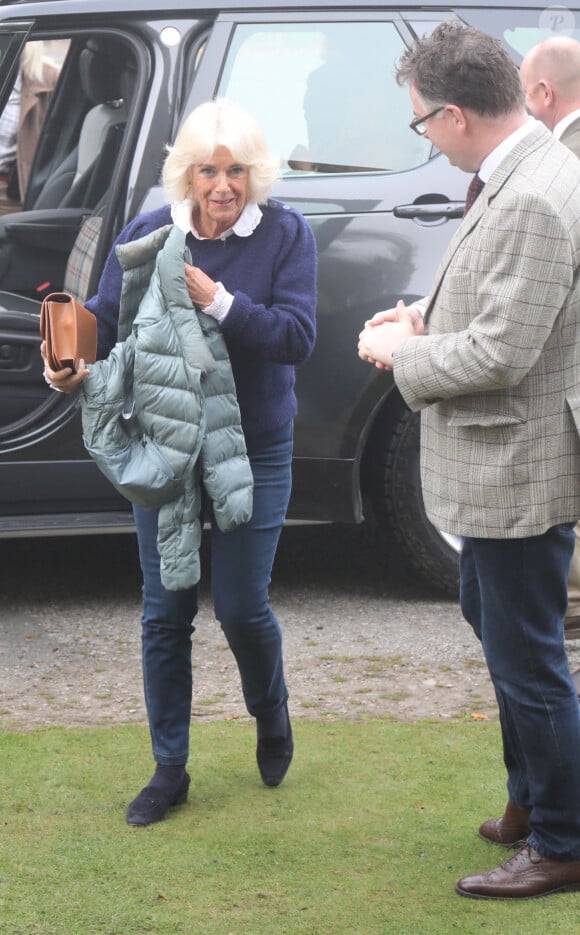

{"left": 2, "top": 523, "right": 579, "bottom": 730}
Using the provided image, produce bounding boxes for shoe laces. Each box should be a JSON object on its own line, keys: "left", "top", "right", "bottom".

{"left": 502, "top": 843, "right": 539, "bottom": 870}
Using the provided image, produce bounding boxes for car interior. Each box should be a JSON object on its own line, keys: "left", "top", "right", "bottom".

{"left": 0, "top": 32, "right": 138, "bottom": 435}
{"left": 0, "top": 33, "right": 137, "bottom": 309}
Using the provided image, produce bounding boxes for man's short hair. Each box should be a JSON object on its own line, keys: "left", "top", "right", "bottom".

{"left": 396, "top": 20, "right": 524, "bottom": 116}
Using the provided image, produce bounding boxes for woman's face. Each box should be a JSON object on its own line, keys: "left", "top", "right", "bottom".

{"left": 189, "top": 145, "right": 250, "bottom": 236}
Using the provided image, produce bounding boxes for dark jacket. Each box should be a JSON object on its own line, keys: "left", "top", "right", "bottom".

{"left": 81, "top": 224, "right": 253, "bottom": 590}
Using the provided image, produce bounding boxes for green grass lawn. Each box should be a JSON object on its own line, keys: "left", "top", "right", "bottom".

{"left": 0, "top": 718, "right": 577, "bottom": 934}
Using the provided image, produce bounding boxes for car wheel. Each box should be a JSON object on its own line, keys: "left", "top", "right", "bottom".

{"left": 366, "top": 401, "right": 460, "bottom": 596}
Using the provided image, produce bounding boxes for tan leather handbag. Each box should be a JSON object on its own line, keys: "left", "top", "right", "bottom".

{"left": 40, "top": 292, "right": 97, "bottom": 372}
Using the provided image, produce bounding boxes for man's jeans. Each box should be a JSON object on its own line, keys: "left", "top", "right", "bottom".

{"left": 133, "top": 420, "right": 293, "bottom": 767}
{"left": 460, "top": 523, "right": 580, "bottom": 860}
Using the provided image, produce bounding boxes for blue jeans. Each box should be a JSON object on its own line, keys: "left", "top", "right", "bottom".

{"left": 460, "top": 524, "right": 580, "bottom": 860}
{"left": 133, "top": 420, "right": 293, "bottom": 767}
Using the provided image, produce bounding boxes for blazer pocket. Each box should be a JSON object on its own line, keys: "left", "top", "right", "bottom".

{"left": 444, "top": 390, "right": 528, "bottom": 428}
{"left": 447, "top": 409, "right": 526, "bottom": 428}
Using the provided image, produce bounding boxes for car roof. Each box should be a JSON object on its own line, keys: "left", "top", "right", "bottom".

{"left": 0, "top": 0, "right": 548, "bottom": 16}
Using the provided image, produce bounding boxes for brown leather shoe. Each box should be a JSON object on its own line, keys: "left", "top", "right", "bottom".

{"left": 456, "top": 844, "right": 580, "bottom": 899}
{"left": 478, "top": 800, "right": 531, "bottom": 847}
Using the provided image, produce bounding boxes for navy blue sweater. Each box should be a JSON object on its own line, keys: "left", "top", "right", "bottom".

{"left": 86, "top": 200, "right": 317, "bottom": 438}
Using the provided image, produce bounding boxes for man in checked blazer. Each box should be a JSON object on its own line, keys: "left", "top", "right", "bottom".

{"left": 359, "top": 21, "right": 580, "bottom": 900}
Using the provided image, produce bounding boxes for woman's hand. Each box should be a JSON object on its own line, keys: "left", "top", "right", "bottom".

{"left": 184, "top": 262, "right": 218, "bottom": 309}
{"left": 40, "top": 340, "right": 89, "bottom": 393}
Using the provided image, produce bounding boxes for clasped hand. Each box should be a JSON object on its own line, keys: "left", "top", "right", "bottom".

{"left": 358, "top": 300, "right": 424, "bottom": 370}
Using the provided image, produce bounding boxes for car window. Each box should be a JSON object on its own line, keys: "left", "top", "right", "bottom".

{"left": 0, "top": 32, "right": 23, "bottom": 66}
{"left": 503, "top": 23, "right": 580, "bottom": 58}
{"left": 460, "top": 9, "right": 580, "bottom": 62}
{"left": 216, "top": 21, "right": 431, "bottom": 175}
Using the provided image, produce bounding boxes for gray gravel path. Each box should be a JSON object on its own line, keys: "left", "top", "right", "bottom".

{"left": 1, "top": 523, "right": 579, "bottom": 728}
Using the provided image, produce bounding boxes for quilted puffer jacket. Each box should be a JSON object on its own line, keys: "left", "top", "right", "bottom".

{"left": 80, "top": 224, "right": 254, "bottom": 590}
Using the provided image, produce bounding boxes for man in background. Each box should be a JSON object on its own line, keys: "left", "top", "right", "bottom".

{"left": 521, "top": 36, "right": 580, "bottom": 683}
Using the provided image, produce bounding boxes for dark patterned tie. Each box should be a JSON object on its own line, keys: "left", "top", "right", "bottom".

{"left": 463, "top": 173, "right": 484, "bottom": 216}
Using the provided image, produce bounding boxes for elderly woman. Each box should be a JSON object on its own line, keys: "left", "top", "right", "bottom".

{"left": 42, "top": 98, "right": 317, "bottom": 826}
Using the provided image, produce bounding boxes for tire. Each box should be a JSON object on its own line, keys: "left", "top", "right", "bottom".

{"left": 365, "top": 401, "right": 460, "bottom": 596}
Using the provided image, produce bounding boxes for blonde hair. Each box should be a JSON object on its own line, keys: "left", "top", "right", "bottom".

{"left": 21, "top": 41, "right": 49, "bottom": 84}
{"left": 162, "top": 98, "right": 280, "bottom": 204}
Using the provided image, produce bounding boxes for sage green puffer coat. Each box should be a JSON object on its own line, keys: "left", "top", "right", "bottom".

{"left": 80, "top": 224, "right": 253, "bottom": 590}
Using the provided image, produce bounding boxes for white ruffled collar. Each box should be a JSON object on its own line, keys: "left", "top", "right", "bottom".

{"left": 170, "top": 199, "right": 262, "bottom": 240}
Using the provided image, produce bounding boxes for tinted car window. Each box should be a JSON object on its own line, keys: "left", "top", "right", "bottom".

{"left": 217, "top": 21, "right": 431, "bottom": 175}
{"left": 460, "top": 7, "right": 580, "bottom": 61}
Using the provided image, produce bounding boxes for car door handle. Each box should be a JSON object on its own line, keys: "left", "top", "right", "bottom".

{"left": 393, "top": 201, "right": 465, "bottom": 219}
{"left": 0, "top": 342, "right": 26, "bottom": 370}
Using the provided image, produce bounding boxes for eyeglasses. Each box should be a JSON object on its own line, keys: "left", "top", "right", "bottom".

{"left": 409, "top": 106, "right": 445, "bottom": 136}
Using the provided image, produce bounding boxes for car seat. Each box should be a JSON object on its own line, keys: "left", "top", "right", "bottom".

{"left": 29, "top": 38, "right": 133, "bottom": 212}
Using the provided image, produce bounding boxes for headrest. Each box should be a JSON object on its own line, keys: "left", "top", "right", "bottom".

{"left": 79, "top": 39, "right": 126, "bottom": 105}
{"left": 120, "top": 59, "right": 137, "bottom": 109}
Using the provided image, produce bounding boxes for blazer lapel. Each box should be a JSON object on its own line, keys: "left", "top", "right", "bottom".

{"left": 424, "top": 123, "right": 551, "bottom": 325}
{"left": 424, "top": 193, "right": 487, "bottom": 324}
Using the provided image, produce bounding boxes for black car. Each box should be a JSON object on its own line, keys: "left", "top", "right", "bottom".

{"left": 0, "top": 0, "right": 560, "bottom": 593}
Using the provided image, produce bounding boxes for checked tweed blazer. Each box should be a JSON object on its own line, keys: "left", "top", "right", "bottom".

{"left": 394, "top": 122, "right": 580, "bottom": 538}
{"left": 560, "top": 114, "right": 580, "bottom": 160}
